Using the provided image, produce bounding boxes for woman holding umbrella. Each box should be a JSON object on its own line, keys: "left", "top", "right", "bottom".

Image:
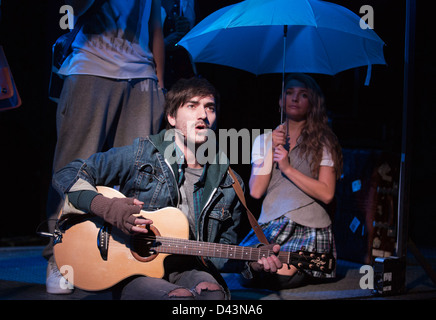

{"left": 241, "top": 73, "right": 343, "bottom": 290}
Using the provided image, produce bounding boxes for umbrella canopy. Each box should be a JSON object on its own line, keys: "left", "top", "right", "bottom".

{"left": 177, "top": 0, "right": 386, "bottom": 77}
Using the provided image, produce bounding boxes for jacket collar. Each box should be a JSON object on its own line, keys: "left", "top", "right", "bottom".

{"left": 149, "top": 130, "right": 230, "bottom": 208}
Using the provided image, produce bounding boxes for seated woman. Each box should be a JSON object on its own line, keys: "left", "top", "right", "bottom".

{"left": 240, "top": 73, "right": 343, "bottom": 290}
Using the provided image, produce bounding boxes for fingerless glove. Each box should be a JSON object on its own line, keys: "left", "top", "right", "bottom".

{"left": 90, "top": 195, "right": 141, "bottom": 235}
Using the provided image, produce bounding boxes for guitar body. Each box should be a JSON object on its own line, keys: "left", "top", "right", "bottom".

{"left": 53, "top": 186, "right": 189, "bottom": 291}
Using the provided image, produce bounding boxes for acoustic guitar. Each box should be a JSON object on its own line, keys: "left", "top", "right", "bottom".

{"left": 53, "top": 186, "right": 335, "bottom": 291}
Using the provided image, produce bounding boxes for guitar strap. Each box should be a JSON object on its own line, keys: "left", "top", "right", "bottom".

{"left": 228, "top": 167, "right": 269, "bottom": 245}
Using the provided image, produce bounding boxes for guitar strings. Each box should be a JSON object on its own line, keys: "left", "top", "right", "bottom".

{"left": 128, "top": 235, "right": 315, "bottom": 264}
{"left": 104, "top": 235, "right": 332, "bottom": 272}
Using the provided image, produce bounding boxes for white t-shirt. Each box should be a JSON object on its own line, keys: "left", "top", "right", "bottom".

{"left": 59, "top": 0, "right": 157, "bottom": 80}
{"left": 251, "top": 131, "right": 334, "bottom": 174}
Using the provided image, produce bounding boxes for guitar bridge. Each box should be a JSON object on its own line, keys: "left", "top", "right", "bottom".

{"left": 97, "top": 223, "right": 112, "bottom": 261}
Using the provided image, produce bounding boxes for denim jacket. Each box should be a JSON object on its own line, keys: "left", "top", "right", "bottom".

{"left": 53, "top": 130, "right": 248, "bottom": 278}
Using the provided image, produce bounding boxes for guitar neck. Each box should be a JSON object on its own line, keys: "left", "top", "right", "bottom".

{"left": 147, "top": 236, "right": 335, "bottom": 273}
{"left": 151, "top": 236, "right": 291, "bottom": 263}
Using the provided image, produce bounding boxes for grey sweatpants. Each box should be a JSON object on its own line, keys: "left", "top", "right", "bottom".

{"left": 43, "top": 74, "right": 165, "bottom": 259}
{"left": 53, "top": 75, "right": 164, "bottom": 172}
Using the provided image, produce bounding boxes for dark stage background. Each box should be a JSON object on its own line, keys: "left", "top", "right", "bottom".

{"left": 0, "top": 0, "right": 434, "bottom": 261}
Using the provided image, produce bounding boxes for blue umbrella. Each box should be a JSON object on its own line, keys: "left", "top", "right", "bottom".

{"left": 178, "top": 0, "right": 386, "bottom": 80}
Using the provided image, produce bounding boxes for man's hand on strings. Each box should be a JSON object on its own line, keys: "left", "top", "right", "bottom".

{"left": 90, "top": 195, "right": 152, "bottom": 235}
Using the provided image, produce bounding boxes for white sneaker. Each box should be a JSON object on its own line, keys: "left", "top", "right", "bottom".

{"left": 46, "top": 260, "right": 74, "bottom": 294}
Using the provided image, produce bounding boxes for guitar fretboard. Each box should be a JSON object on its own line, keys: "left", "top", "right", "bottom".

{"left": 149, "top": 236, "right": 292, "bottom": 263}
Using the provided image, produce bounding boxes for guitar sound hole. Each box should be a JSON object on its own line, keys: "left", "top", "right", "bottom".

{"left": 130, "top": 225, "right": 160, "bottom": 262}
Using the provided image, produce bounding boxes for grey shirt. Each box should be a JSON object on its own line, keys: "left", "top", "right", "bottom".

{"left": 179, "top": 166, "right": 203, "bottom": 239}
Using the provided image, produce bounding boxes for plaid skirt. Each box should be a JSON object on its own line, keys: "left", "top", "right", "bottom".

{"left": 239, "top": 215, "right": 337, "bottom": 278}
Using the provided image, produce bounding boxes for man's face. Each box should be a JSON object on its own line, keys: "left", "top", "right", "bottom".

{"left": 167, "top": 94, "right": 217, "bottom": 146}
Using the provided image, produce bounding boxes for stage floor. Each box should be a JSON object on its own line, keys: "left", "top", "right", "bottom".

{"left": 0, "top": 245, "right": 435, "bottom": 300}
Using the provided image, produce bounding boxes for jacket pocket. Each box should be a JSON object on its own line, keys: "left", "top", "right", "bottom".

{"left": 206, "top": 204, "right": 233, "bottom": 243}
{"left": 139, "top": 164, "right": 165, "bottom": 184}
{"left": 137, "top": 163, "right": 167, "bottom": 208}
{"left": 209, "top": 207, "right": 231, "bottom": 222}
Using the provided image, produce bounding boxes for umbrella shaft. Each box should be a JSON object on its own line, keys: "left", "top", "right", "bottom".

{"left": 281, "top": 25, "right": 288, "bottom": 124}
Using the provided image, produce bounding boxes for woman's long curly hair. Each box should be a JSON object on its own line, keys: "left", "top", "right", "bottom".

{"left": 284, "top": 73, "right": 343, "bottom": 180}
